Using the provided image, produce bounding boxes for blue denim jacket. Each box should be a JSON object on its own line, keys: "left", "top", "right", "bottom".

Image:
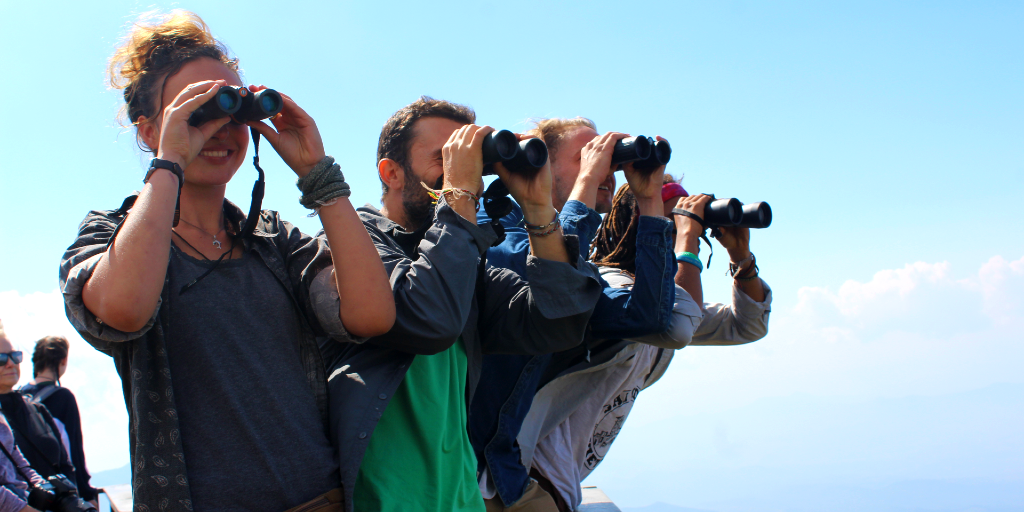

{"left": 468, "top": 199, "right": 675, "bottom": 506}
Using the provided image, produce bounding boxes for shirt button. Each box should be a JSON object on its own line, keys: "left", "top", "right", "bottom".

{"left": 358, "top": 432, "right": 367, "bottom": 439}
{"left": 378, "top": 393, "right": 387, "bottom": 400}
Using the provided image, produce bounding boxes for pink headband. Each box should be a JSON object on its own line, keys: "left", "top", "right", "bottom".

{"left": 661, "top": 182, "right": 688, "bottom": 203}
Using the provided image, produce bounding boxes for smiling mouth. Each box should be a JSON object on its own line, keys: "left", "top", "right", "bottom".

{"left": 598, "top": 185, "right": 610, "bottom": 191}
{"left": 200, "top": 150, "right": 230, "bottom": 158}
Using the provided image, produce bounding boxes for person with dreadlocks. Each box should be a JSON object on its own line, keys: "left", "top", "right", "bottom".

{"left": 58, "top": 10, "right": 395, "bottom": 511}
{"left": 515, "top": 179, "right": 772, "bottom": 511}
{"left": 469, "top": 118, "right": 677, "bottom": 511}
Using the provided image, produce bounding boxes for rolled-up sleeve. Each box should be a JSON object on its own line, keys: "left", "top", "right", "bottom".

{"left": 60, "top": 210, "right": 157, "bottom": 350}
{"left": 691, "top": 280, "right": 773, "bottom": 345}
{"left": 309, "top": 266, "right": 365, "bottom": 344}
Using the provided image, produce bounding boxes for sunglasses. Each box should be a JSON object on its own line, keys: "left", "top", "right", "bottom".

{"left": 0, "top": 352, "right": 23, "bottom": 366}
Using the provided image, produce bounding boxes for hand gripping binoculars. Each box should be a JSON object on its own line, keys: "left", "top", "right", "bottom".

{"left": 611, "top": 136, "right": 672, "bottom": 172}
{"left": 481, "top": 130, "right": 549, "bottom": 175}
{"left": 188, "top": 86, "right": 284, "bottom": 127}
{"left": 701, "top": 196, "right": 772, "bottom": 229}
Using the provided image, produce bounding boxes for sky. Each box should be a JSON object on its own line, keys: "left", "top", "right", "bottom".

{"left": 0, "top": 1, "right": 1022, "bottom": 510}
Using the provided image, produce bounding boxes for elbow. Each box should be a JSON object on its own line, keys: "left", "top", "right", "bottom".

{"left": 91, "top": 301, "right": 153, "bottom": 333}
{"left": 342, "top": 303, "right": 397, "bottom": 339}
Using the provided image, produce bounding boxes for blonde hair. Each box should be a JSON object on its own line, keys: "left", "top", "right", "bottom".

{"left": 108, "top": 10, "right": 240, "bottom": 150}
{"left": 527, "top": 117, "right": 597, "bottom": 163}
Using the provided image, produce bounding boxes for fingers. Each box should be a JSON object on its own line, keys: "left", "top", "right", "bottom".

{"left": 247, "top": 119, "right": 279, "bottom": 145}
{"left": 168, "top": 80, "right": 225, "bottom": 112}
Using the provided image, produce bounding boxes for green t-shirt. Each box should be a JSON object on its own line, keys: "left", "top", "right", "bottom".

{"left": 353, "top": 338, "right": 485, "bottom": 512}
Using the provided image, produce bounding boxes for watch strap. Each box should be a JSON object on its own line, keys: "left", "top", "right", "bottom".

{"left": 145, "top": 158, "right": 184, "bottom": 227}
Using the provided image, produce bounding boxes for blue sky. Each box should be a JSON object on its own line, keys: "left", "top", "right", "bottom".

{"left": 0, "top": 1, "right": 1022, "bottom": 510}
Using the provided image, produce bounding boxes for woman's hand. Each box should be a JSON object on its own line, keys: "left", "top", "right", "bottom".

{"left": 155, "top": 80, "right": 232, "bottom": 169}
{"left": 246, "top": 86, "right": 326, "bottom": 178}
{"left": 715, "top": 225, "right": 752, "bottom": 261}
{"left": 672, "top": 194, "right": 712, "bottom": 255}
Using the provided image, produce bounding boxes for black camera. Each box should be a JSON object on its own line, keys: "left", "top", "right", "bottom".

{"left": 702, "top": 196, "right": 772, "bottom": 229}
{"left": 28, "top": 474, "right": 96, "bottom": 512}
{"left": 481, "top": 130, "right": 549, "bottom": 175}
{"left": 611, "top": 136, "right": 672, "bottom": 172}
{"left": 187, "top": 86, "right": 284, "bottom": 127}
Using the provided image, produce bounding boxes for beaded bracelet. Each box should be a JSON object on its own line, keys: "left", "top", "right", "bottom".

{"left": 528, "top": 223, "right": 560, "bottom": 237}
{"left": 676, "top": 252, "right": 703, "bottom": 272}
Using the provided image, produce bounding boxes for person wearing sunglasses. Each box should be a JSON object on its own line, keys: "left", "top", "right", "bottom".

{"left": 0, "top": 332, "right": 77, "bottom": 502}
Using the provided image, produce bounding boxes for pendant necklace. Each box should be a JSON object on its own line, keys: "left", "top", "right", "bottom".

{"left": 178, "top": 217, "right": 226, "bottom": 250}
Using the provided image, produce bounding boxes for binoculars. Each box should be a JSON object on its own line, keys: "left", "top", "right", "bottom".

{"left": 702, "top": 196, "right": 772, "bottom": 229}
{"left": 188, "top": 86, "right": 284, "bottom": 127}
{"left": 481, "top": 129, "right": 549, "bottom": 175}
{"left": 611, "top": 136, "right": 672, "bottom": 172}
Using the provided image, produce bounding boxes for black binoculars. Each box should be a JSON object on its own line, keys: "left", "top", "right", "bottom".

{"left": 611, "top": 136, "right": 672, "bottom": 172}
{"left": 188, "top": 86, "right": 284, "bottom": 127}
{"left": 481, "top": 130, "right": 549, "bottom": 175}
{"left": 702, "top": 196, "right": 772, "bottom": 229}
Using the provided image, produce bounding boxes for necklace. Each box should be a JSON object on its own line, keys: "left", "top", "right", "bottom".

{"left": 178, "top": 216, "right": 226, "bottom": 249}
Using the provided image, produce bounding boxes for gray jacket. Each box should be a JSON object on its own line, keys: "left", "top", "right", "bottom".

{"left": 318, "top": 198, "right": 603, "bottom": 511}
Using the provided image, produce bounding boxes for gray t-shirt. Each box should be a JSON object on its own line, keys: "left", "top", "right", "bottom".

{"left": 164, "top": 245, "right": 339, "bottom": 511}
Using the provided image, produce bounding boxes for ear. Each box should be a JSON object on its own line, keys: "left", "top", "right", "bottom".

{"left": 378, "top": 158, "right": 405, "bottom": 195}
{"left": 137, "top": 115, "right": 160, "bottom": 152}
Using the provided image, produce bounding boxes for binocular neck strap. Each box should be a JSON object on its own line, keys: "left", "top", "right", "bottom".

{"left": 241, "top": 128, "right": 267, "bottom": 238}
{"left": 671, "top": 208, "right": 715, "bottom": 269}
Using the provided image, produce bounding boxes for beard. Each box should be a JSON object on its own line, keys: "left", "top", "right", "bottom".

{"left": 401, "top": 171, "right": 444, "bottom": 231}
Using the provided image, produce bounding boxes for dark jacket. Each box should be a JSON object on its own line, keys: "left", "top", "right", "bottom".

{"left": 318, "top": 199, "right": 603, "bottom": 512}
{"left": 468, "top": 200, "right": 676, "bottom": 506}
{"left": 59, "top": 195, "right": 347, "bottom": 512}
{"left": 18, "top": 383, "right": 97, "bottom": 501}
{"left": 0, "top": 393, "right": 75, "bottom": 488}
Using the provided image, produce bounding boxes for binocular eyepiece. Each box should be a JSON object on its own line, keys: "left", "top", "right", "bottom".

{"left": 611, "top": 136, "right": 672, "bottom": 172}
{"left": 702, "top": 196, "right": 772, "bottom": 229}
{"left": 188, "top": 86, "right": 284, "bottom": 127}
{"left": 481, "top": 130, "right": 549, "bottom": 175}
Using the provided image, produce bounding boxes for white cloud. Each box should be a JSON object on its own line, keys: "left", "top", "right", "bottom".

{"left": 629, "top": 255, "right": 1024, "bottom": 423}
{"left": 0, "top": 290, "right": 129, "bottom": 473}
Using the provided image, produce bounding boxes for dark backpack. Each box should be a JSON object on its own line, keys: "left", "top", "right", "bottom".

{"left": 5, "top": 393, "right": 74, "bottom": 482}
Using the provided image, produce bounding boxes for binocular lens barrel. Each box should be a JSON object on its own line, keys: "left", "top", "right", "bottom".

{"left": 633, "top": 137, "right": 672, "bottom": 172}
{"left": 482, "top": 131, "right": 550, "bottom": 175}
{"left": 187, "top": 86, "right": 283, "bottom": 127}
{"left": 232, "top": 88, "right": 284, "bottom": 124}
{"left": 503, "top": 138, "right": 549, "bottom": 173}
{"left": 187, "top": 87, "right": 242, "bottom": 127}
{"left": 704, "top": 198, "right": 744, "bottom": 227}
{"left": 610, "top": 136, "right": 652, "bottom": 165}
{"left": 482, "top": 130, "right": 520, "bottom": 165}
{"left": 739, "top": 201, "right": 772, "bottom": 228}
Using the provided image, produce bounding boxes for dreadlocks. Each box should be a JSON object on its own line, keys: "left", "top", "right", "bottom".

{"left": 591, "top": 183, "right": 641, "bottom": 275}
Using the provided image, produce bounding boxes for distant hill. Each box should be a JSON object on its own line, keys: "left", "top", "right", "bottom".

{"left": 91, "top": 464, "right": 130, "bottom": 488}
{"left": 623, "top": 504, "right": 715, "bottom": 512}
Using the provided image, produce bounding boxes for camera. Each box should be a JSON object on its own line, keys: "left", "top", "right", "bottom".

{"left": 481, "top": 130, "right": 549, "bottom": 175}
{"left": 187, "top": 86, "right": 284, "bottom": 127}
{"left": 703, "top": 196, "right": 772, "bottom": 229}
{"left": 28, "top": 474, "right": 96, "bottom": 512}
{"left": 611, "top": 136, "right": 672, "bottom": 172}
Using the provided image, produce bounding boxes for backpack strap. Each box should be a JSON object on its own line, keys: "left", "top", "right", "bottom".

{"left": 21, "top": 383, "right": 60, "bottom": 405}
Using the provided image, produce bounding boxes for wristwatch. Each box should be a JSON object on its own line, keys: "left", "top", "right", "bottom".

{"left": 144, "top": 158, "right": 184, "bottom": 184}
{"left": 144, "top": 158, "right": 184, "bottom": 226}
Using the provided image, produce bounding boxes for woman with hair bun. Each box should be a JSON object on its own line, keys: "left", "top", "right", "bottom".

{"left": 58, "top": 10, "right": 395, "bottom": 511}
{"left": 20, "top": 336, "right": 98, "bottom": 507}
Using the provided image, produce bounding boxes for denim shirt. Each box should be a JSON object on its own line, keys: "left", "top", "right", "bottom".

{"left": 468, "top": 199, "right": 675, "bottom": 506}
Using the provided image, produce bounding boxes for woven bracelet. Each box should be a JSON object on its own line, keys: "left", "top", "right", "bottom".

{"left": 297, "top": 156, "right": 351, "bottom": 214}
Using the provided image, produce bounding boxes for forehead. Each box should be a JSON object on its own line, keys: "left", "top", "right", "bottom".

{"left": 0, "top": 337, "right": 12, "bottom": 352}
{"left": 161, "top": 57, "right": 243, "bottom": 108}
{"left": 559, "top": 126, "right": 600, "bottom": 156}
{"left": 409, "top": 117, "right": 465, "bottom": 154}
